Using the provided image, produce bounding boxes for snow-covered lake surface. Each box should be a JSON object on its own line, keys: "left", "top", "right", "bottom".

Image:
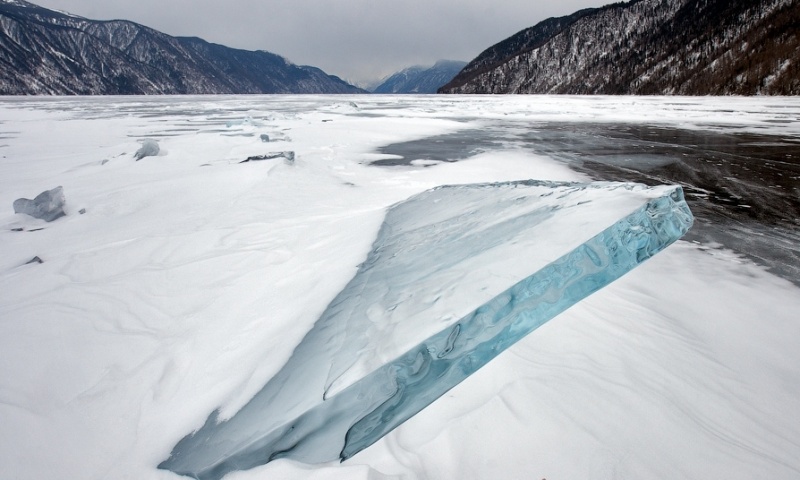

{"left": 1, "top": 95, "right": 800, "bottom": 480}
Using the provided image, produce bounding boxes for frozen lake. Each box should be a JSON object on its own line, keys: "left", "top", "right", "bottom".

{"left": 1, "top": 95, "right": 800, "bottom": 480}
{"left": 379, "top": 122, "right": 800, "bottom": 285}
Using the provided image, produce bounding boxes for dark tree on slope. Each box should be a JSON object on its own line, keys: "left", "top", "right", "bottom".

{"left": 443, "top": 6, "right": 604, "bottom": 92}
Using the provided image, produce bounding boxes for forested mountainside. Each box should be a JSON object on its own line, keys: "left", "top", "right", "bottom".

{"left": 373, "top": 60, "right": 467, "bottom": 93}
{"left": 441, "top": 0, "right": 800, "bottom": 95}
{"left": 0, "top": 0, "right": 363, "bottom": 95}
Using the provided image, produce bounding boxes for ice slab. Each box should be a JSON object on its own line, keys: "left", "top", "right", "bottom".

{"left": 159, "top": 181, "right": 693, "bottom": 480}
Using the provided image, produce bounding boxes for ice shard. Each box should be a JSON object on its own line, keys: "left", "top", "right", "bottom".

{"left": 134, "top": 139, "right": 159, "bottom": 160}
{"left": 13, "top": 186, "right": 66, "bottom": 222}
{"left": 159, "top": 181, "right": 693, "bottom": 480}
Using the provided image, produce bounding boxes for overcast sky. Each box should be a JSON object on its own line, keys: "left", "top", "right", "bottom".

{"left": 33, "top": 0, "right": 608, "bottom": 85}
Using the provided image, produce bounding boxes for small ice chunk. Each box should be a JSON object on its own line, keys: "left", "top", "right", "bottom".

{"left": 13, "top": 186, "right": 66, "bottom": 222}
{"left": 134, "top": 139, "right": 160, "bottom": 160}
{"left": 260, "top": 134, "right": 270, "bottom": 143}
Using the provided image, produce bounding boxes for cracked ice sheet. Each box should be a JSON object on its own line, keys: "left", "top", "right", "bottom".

{"left": 0, "top": 96, "right": 799, "bottom": 480}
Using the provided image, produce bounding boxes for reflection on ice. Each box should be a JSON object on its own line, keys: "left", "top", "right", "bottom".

{"left": 159, "top": 181, "right": 692, "bottom": 480}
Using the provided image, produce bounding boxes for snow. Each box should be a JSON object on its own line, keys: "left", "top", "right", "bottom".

{"left": 1, "top": 95, "right": 800, "bottom": 480}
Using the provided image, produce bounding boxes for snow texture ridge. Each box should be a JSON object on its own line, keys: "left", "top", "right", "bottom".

{"left": 158, "top": 181, "right": 693, "bottom": 480}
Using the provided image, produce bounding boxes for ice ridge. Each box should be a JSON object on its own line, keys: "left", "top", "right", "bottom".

{"left": 158, "top": 181, "right": 693, "bottom": 480}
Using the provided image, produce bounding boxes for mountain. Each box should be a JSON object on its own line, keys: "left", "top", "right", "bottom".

{"left": 0, "top": 0, "right": 364, "bottom": 95}
{"left": 440, "top": 0, "right": 800, "bottom": 95}
{"left": 373, "top": 60, "right": 466, "bottom": 94}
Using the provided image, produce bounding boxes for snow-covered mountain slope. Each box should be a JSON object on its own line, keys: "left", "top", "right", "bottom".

{"left": 0, "top": 0, "right": 364, "bottom": 94}
{"left": 441, "top": 0, "right": 800, "bottom": 95}
{"left": 373, "top": 60, "right": 467, "bottom": 93}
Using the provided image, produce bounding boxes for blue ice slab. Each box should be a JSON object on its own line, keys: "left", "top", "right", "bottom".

{"left": 159, "top": 181, "right": 693, "bottom": 480}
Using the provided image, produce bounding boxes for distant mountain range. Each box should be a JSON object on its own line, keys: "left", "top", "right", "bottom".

{"left": 372, "top": 60, "right": 466, "bottom": 94}
{"left": 5, "top": 0, "right": 797, "bottom": 97}
{"left": 0, "top": 0, "right": 364, "bottom": 95}
{"left": 441, "top": 0, "right": 800, "bottom": 95}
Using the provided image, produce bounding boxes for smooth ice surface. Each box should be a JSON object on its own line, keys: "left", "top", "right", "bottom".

{"left": 2, "top": 95, "right": 800, "bottom": 480}
{"left": 12, "top": 186, "right": 66, "bottom": 222}
{"left": 159, "top": 182, "right": 692, "bottom": 480}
